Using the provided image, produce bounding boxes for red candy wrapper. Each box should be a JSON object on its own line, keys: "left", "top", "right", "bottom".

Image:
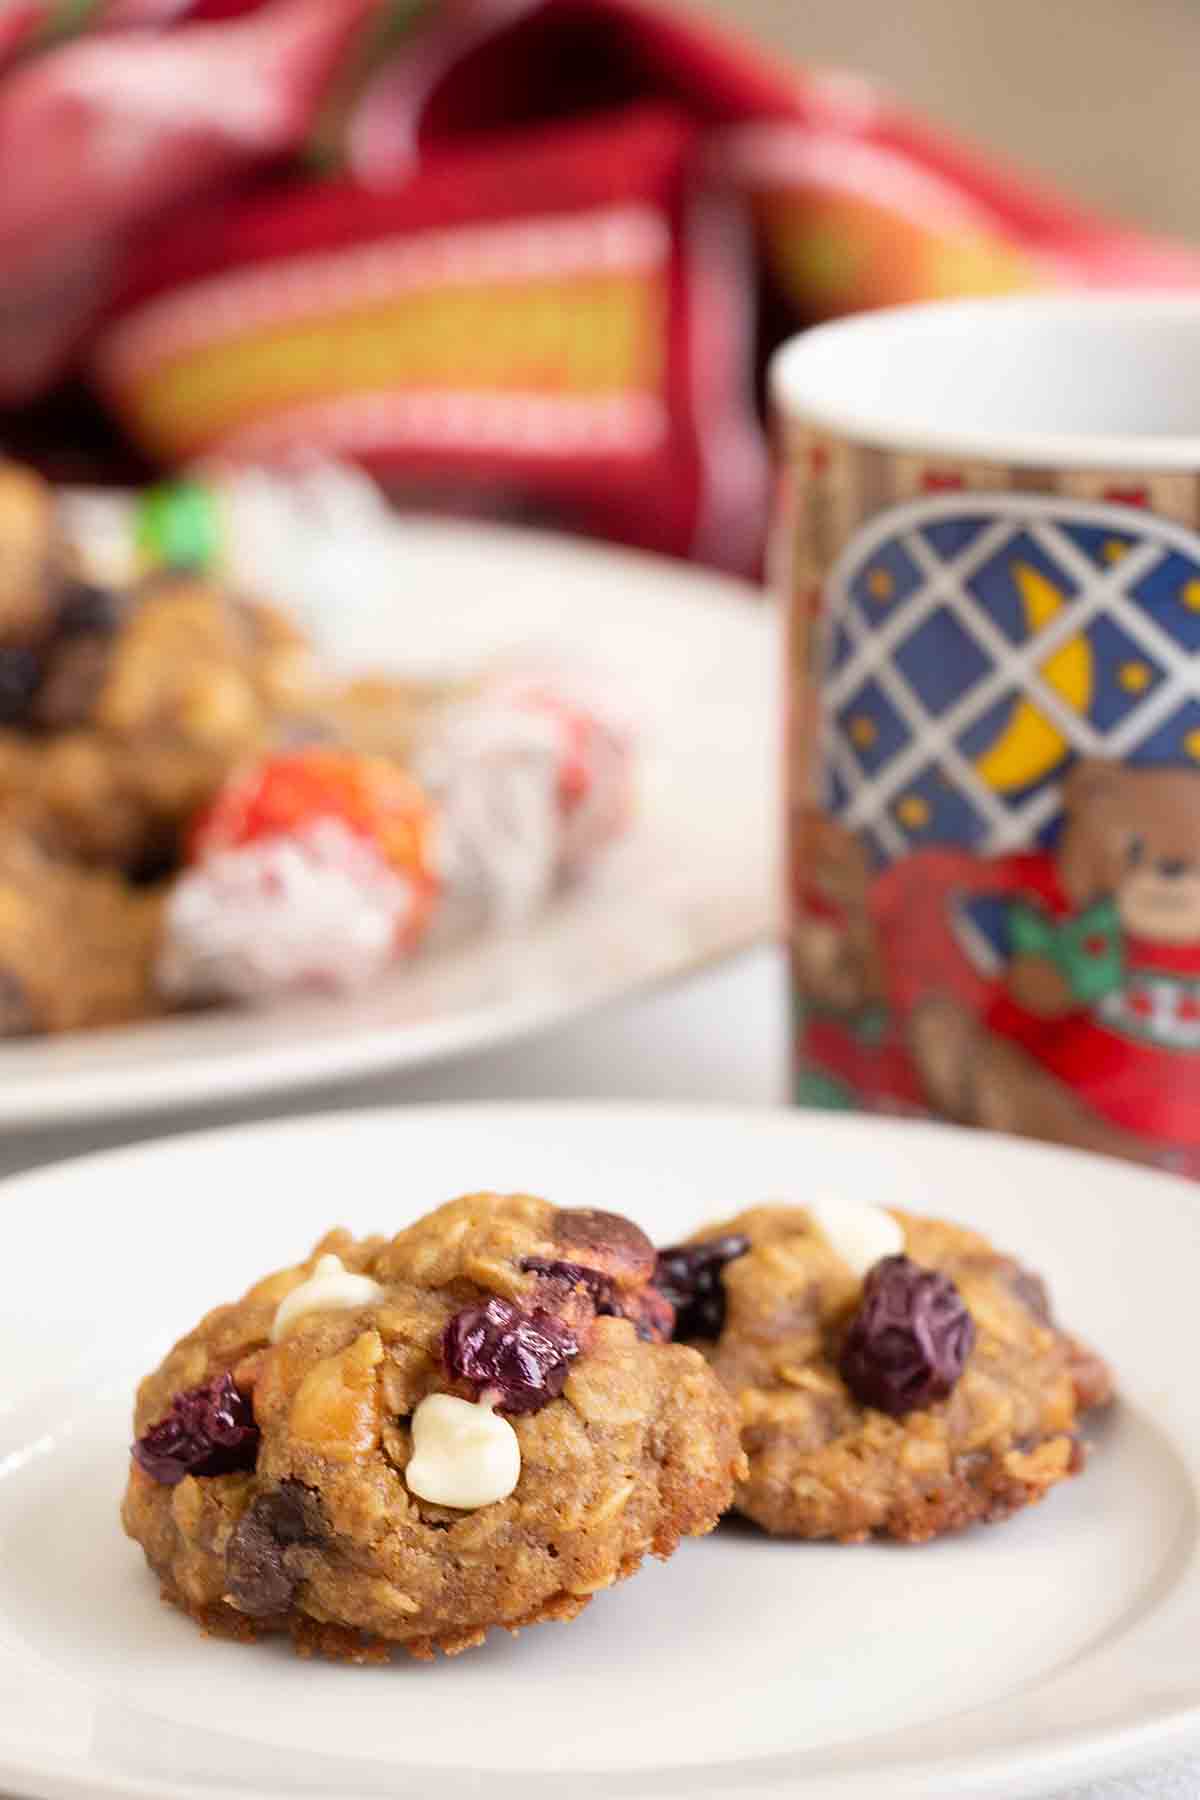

{"left": 161, "top": 748, "right": 437, "bottom": 1002}
{"left": 418, "top": 672, "right": 633, "bottom": 939}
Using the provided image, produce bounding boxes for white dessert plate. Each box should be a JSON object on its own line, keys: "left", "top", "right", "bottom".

{"left": 0, "top": 521, "right": 774, "bottom": 1127}
{"left": 0, "top": 1102, "right": 1195, "bottom": 1800}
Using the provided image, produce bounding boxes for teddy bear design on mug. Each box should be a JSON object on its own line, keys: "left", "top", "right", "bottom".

{"left": 789, "top": 478, "right": 1200, "bottom": 1178}
{"left": 882, "top": 762, "right": 1200, "bottom": 1166}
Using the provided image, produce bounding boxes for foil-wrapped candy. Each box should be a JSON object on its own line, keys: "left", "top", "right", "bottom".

{"left": 418, "top": 673, "right": 634, "bottom": 939}
{"left": 158, "top": 749, "right": 436, "bottom": 1003}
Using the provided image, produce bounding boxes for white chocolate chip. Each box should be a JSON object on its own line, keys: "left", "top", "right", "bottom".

{"left": 807, "top": 1194, "right": 904, "bottom": 1280}
{"left": 270, "top": 1254, "right": 385, "bottom": 1342}
{"left": 404, "top": 1394, "right": 521, "bottom": 1510}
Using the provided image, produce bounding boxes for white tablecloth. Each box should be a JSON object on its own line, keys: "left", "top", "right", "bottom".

{"left": 1, "top": 946, "right": 1192, "bottom": 1800}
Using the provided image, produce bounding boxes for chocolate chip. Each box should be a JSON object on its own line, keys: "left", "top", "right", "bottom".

{"left": 552, "top": 1208, "right": 655, "bottom": 1284}
{"left": 225, "top": 1507, "right": 293, "bottom": 1617}
{"left": 256, "top": 1480, "right": 326, "bottom": 1546}
{"left": 224, "top": 1482, "right": 324, "bottom": 1617}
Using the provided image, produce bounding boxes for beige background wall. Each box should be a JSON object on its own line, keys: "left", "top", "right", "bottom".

{"left": 684, "top": 0, "right": 1200, "bottom": 241}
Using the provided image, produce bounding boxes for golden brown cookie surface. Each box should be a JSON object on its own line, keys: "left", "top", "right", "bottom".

{"left": 676, "top": 1205, "right": 1111, "bottom": 1543}
{"left": 0, "top": 824, "right": 162, "bottom": 1033}
{"left": 123, "top": 1194, "right": 744, "bottom": 1661}
{"left": 0, "top": 572, "right": 317, "bottom": 871}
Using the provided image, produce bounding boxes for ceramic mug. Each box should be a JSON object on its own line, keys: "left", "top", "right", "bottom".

{"left": 773, "top": 294, "right": 1200, "bottom": 1176}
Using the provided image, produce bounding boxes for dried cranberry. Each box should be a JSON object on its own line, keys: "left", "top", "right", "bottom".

{"left": 839, "top": 1255, "right": 976, "bottom": 1416}
{"left": 441, "top": 1296, "right": 578, "bottom": 1415}
{"left": 654, "top": 1235, "right": 750, "bottom": 1340}
{"left": 131, "top": 1371, "right": 259, "bottom": 1486}
{"left": 0, "top": 646, "right": 41, "bottom": 725}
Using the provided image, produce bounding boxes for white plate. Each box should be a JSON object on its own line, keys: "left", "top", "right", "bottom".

{"left": 0, "top": 1103, "right": 1195, "bottom": 1800}
{"left": 0, "top": 523, "right": 774, "bottom": 1127}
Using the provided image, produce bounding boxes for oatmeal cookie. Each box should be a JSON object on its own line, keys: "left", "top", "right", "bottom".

{"left": 665, "top": 1203, "right": 1112, "bottom": 1543}
{"left": 0, "top": 730, "right": 175, "bottom": 870}
{"left": 0, "top": 824, "right": 162, "bottom": 1033}
{"left": 0, "top": 574, "right": 318, "bottom": 869}
{"left": 123, "top": 1194, "right": 743, "bottom": 1661}
{"left": 90, "top": 571, "right": 312, "bottom": 750}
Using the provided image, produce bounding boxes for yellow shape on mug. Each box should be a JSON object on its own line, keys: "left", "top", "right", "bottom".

{"left": 973, "top": 561, "right": 1087, "bottom": 794}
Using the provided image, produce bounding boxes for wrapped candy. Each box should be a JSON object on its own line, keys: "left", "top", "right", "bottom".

{"left": 417, "top": 673, "right": 634, "bottom": 939}
{"left": 159, "top": 675, "right": 631, "bottom": 1006}
{"left": 159, "top": 748, "right": 436, "bottom": 1004}
{"left": 497, "top": 676, "right": 635, "bottom": 877}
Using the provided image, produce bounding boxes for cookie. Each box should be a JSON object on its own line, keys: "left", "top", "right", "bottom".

{"left": 91, "top": 572, "right": 312, "bottom": 751}
{"left": 0, "top": 574, "right": 318, "bottom": 873}
{"left": 123, "top": 1193, "right": 743, "bottom": 1661}
{"left": 664, "top": 1203, "right": 1112, "bottom": 1543}
{"left": 0, "top": 824, "right": 162, "bottom": 1034}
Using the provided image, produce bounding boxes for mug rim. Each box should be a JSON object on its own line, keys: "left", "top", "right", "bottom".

{"left": 770, "top": 293, "right": 1200, "bottom": 471}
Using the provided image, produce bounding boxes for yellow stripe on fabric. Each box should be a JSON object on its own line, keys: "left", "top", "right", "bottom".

{"left": 124, "top": 272, "right": 667, "bottom": 455}
{"left": 753, "top": 189, "right": 1040, "bottom": 318}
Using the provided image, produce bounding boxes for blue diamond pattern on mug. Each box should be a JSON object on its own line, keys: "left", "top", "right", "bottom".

{"left": 836, "top": 678, "right": 910, "bottom": 775}
{"left": 1129, "top": 552, "right": 1200, "bottom": 652}
{"left": 1060, "top": 523, "right": 1139, "bottom": 572}
{"left": 828, "top": 620, "right": 855, "bottom": 675}
{"left": 889, "top": 764, "right": 990, "bottom": 853}
{"left": 964, "top": 531, "right": 1081, "bottom": 644}
{"left": 821, "top": 494, "right": 1200, "bottom": 866}
{"left": 893, "top": 607, "right": 991, "bottom": 716}
{"left": 919, "top": 515, "right": 990, "bottom": 562}
{"left": 1127, "top": 697, "right": 1200, "bottom": 766}
{"left": 953, "top": 689, "right": 1069, "bottom": 807}
{"left": 847, "top": 539, "right": 922, "bottom": 625}
{"left": 825, "top": 762, "right": 850, "bottom": 812}
{"left": 1081, "top": 616, "right": 1165, "bottom": 729}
